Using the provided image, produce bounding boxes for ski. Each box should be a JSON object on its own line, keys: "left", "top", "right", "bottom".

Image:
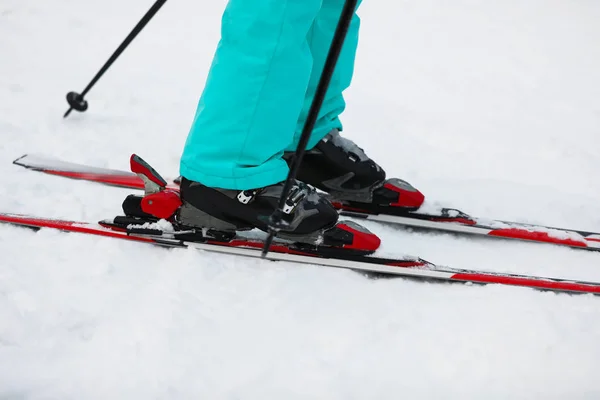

{"left": 13, "top": 154, "right": 150, "bottom": 189}
{"left": 2, "top": 211, "right": 600, "bottom": 295}
{"left": 14, "top": 153, "right": 600, "bottom": 252}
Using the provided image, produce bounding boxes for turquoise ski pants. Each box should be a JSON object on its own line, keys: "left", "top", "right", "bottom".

{"left": 180, "top": 0, "right": 362, "bottom": 190}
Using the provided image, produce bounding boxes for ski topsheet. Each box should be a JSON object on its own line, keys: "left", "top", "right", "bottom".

{"left": 14, "top": 154, "right": 600, "bottom": 252}
{"left": 2, "top": 212, "right": 600, "bottom": 295}
{"left": 13, "top": 154, "right": 147, "bottom": 189}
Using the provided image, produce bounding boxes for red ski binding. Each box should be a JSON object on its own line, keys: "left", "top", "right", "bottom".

{"left": 382, "top": 178, "right": 425, "bottom": 209}
{"left": 129, "top": 154, "right": 182, "bottom": 220}
{"left": 139, "top": 190, "right": 181, "bottom": 219}
{"left": 336, "top": 222, "right": 381, "bottom": 251}
{"left": 130, "top": 154, "right": 168, "bottom": 194}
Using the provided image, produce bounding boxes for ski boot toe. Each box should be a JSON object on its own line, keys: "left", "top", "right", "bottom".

{"left": 373, "top": 178, "right": 425, "bottom": 210}
{"left": 325, "top": 221, "right": 381, "bottom": 252}
{"left": 286, "top": 129, "right": 425, "bottom": 211}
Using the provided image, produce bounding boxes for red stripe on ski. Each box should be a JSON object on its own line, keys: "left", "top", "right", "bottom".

{"left": 44, "top": 170, "right": 146, "bottom": 189}
{"left": 0, "top": 214, "right": 155, "bottom": 243}
{"left": 387, "top": 261, "right": 429, "bottom": 268}
{"left": 452, "top": 272, "right": 600, "bottom": 294}
{"left": 488, "top": 228, "right": 587, "bottom": 248}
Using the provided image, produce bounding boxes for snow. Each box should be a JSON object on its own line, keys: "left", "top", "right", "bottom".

{"left": 1, "top": 0, "right": 600, "bottom": 398}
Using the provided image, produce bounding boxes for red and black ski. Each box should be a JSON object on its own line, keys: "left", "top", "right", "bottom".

{"left": 14, "top": 153, "right": 600, "bottom": 252}
{"left": 2, "top": 211, "right": 600, "bottom": 295}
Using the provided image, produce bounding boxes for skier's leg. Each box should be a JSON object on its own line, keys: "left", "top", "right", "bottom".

{"left": 180, "top": 0, "right": 323, "bottom": 191}
{"left": 289, "top": 0, "right": 363, "bottom": 151}
{"left": 174, "top": 0, "right": 358, "bottom": 244}
{"left": 285, "top": 0, "right": 425, "bottom": 209}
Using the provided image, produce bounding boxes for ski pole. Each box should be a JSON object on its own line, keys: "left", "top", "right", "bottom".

{"left": 63, "top": 0, "right": 168, "bottom": 118}
{"left": 262, "top": 0, "right": 359, "bottom": 257}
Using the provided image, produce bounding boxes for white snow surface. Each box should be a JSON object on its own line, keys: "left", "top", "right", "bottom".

{"left": 1, "top": 0, "right": 600, "bottom": 398}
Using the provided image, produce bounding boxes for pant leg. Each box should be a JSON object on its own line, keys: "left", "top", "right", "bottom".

{"left": 288, "top": 0, "right": 363, "bottom": 152}
{"left": 180, "top": 0, "right": 323, "bottom": 190}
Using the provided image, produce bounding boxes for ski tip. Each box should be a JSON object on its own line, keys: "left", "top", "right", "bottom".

{"left": 12, "top": 154, "right": 28, "bottom": 166}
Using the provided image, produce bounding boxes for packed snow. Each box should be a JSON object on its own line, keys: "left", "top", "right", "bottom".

{"left": 1, "top": 0, "right": 600, "bottom": 398}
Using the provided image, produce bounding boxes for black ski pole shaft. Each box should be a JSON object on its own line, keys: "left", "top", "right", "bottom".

{"left": 262, "top": 0, "right": 358, "bottom": 257}
{"left": 63, "top": 0, "right": 168, "bottom": 118}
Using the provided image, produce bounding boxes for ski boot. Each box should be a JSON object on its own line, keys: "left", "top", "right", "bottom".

{"left": 284, "top": 129, "right": 425, "bottom": 216}
{"left": 113, "top": 154, "right": 381, "bottom": 254}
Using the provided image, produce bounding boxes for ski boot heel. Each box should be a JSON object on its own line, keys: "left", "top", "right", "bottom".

{"left": 121, "top": 191, "right": 182, "bottom": 221}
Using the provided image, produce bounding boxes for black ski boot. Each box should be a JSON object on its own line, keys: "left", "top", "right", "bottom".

{"left": 284, "top": 129, "right": 425, "bottom": 214}
{"left": 118, "top": 154, "right": 381, "bottom": 253}
{"left": 177, "top": 178, "right": 338, "bottom": 241}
